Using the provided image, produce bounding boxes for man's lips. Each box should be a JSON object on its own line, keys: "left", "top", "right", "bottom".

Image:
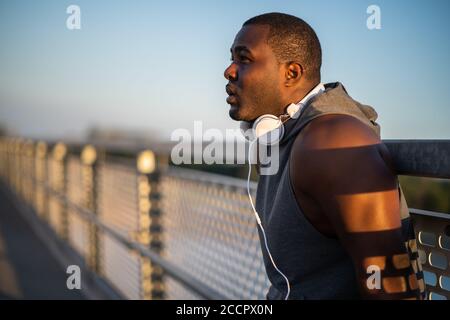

{"left": 226, "top": 84, "right": 239, "bottom": 105}
{"left": 226, "top": 94, "right": 238, "bottom": 105}
{"left": 226, "top": 84, "right": 236, "bottom": 95}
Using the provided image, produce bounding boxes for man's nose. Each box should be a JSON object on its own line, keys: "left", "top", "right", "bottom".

{"left": 224, "top": 62, "right": 238, "bottom": 81}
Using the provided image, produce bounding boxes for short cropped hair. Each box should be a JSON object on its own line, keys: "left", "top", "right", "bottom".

{"left": 243, "top": 12, "right": 322, "bottom": 80}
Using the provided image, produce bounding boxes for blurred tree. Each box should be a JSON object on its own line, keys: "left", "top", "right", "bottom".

{"left": 399, "top": 176, "right": 450, "bottom": 213}
{"left": 0, "top": 123, "right": 8, "bottom": 136}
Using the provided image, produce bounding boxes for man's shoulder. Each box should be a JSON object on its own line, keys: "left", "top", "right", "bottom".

{"left": 290, "top": 114, "right": 383, "bottom": 189}
{"left": 293, "top": 113, "right": 381, "bottom": 151}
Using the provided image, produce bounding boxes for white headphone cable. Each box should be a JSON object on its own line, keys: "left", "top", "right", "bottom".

{"left": 247, "top": 138, "right": 291, "bottom": 300}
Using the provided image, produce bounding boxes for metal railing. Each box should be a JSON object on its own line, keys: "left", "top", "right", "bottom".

{"left": 385, "top": 140, "right": 450, "bottom": 300}
{"left": 0, "top": 137, "right": 267, "bottom": 300}
{"left": 0, "top": 137, "right": 448, "bottom": 300}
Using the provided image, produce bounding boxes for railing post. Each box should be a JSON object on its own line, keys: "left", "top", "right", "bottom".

{"left": 137, "top": 150, "right": 165, "bottom": 300}
{"left": 4, "top": 138, "right": 12, "bottom": 186}
{"left": 51, "top": 143, "right": 68, "bottom": 240}
{"left": 19, "top": 139, "right": 27, "bottom": 199}
{"left": 35, "top": 141, "right": 49, "bottom": 220}
{"left": 0, "top": 138, "right": 4, "bottom": 180}
{"left": 16, "top": 138, "right": 24, "bottom": 196}
{"left": 81, "top": 145, "right": 101, "bottom": 274}
{"left": 9, "top": 138, "right": 16, "bottom": 187}
{"left": 24, "top": 140, "right": 35, "bottom": 206}
{"left": 9, "top": 139, "right": 15, "bottom": 189}
{"left": 0, "top": 138, "right": 7, "bottom": 181}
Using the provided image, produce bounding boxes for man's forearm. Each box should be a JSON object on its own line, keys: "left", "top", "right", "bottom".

{"left": 358, "top": 253, "right": 422, "bottom": 299}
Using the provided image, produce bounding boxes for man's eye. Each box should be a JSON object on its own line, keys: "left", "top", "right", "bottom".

{"left": 229, "top": 55, "right": 250, "bottom": 63}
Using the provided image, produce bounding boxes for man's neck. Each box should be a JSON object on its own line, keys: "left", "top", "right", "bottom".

{"left": 279, "top": 81, "right": 321, "bottom": 116}
{"left": 290, "top": 81, "right": 321, "bottom": 105}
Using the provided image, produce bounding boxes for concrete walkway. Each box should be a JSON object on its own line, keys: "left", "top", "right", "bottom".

{"left": 0, "top": 186, "right": 86, "bottom": 299}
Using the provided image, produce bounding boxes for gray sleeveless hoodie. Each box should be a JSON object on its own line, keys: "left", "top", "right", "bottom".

{"left": 255, "top": 82, "right": 425, "bottom": 300}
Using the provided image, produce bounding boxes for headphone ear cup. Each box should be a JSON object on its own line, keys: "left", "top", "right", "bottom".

{"left": 253, "top": 114, "right": 284, "bottom": 145}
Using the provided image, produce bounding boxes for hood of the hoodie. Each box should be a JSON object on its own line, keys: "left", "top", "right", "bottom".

{"left": 281, "top": 82, "right": 381, "bottom": 143}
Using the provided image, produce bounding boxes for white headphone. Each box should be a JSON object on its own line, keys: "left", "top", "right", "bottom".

{"left": 241, "top": 83, "right": 325, "bottom": 145}
{"left": 240, "top": 102, "right": 300, "bottom": 145}
{"left": 243, "top": 83, "right": 325, "bottom": 300}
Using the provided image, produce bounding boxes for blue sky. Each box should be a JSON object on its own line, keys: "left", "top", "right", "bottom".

{"left": 0, "top": 0, "right": 449, "bottom": 141}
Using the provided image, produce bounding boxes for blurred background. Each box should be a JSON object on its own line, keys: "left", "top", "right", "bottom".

{"left": 1, "top": 0, "right": 449, "bottom": 205}
{"left": 1, "top": 0, "right": 450, "bottom": 141}
{"left": 0, "top": 0, "right": 450, "bottom": 298}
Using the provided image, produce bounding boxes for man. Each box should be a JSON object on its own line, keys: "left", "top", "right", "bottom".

{"left": 224, "top": 12, "right": 425, "bottom": 299}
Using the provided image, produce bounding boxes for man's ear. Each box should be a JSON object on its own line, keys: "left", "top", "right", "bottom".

{"left": 285, "top": 62, "right": 303, "bottom": 87}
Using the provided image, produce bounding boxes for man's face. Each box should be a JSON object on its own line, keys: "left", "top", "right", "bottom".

{"left": 224, "top": 25, "right": 284, "bottom": 122}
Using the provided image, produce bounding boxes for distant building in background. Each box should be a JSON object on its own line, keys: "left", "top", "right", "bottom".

{"left": 85, "top": 126, "right": 174, "bottom": 154}
{"left": 0, "top": 123, "right": 11, "bottom": 136}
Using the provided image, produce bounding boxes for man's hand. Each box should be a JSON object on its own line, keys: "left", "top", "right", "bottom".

{"left": 290, "top": 114, "right": 421, "bottom": 299}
